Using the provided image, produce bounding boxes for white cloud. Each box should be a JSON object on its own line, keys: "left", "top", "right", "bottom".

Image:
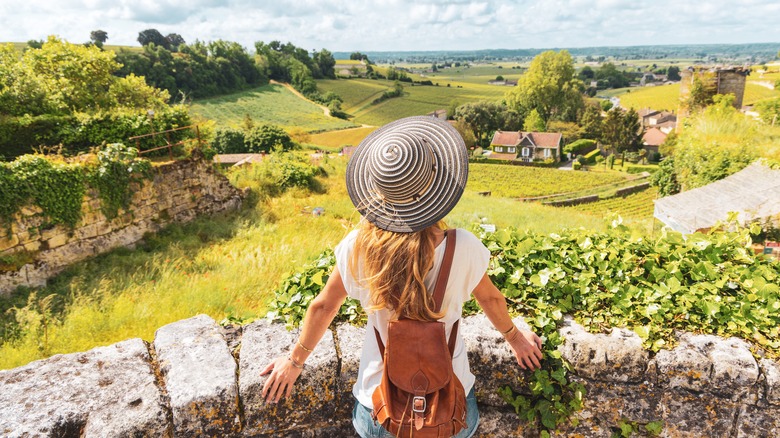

{"left": 0, "top": 0, "right": 778, "bottom": 51}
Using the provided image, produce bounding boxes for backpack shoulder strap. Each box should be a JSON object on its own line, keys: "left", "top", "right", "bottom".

{"left": 432, "top": 229, "right": 457, "bottom": 313}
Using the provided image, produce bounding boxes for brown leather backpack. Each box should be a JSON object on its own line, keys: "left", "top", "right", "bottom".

{"left": 371, "top": 229, "right": 467, "bottom": 438}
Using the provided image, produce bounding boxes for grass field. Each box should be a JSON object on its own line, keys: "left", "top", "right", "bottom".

{"left": 309, "top": 126, "right": 377, "bottom": 149}
{"left": 317, "top": 78, "right": 508, "bottom": 126}
{"left": 0, "top": 157, "right": 626, "bottom": 369}
{"left": 189, "top": 84, "right": 358, "bottom": 132}
{"left": 467, "top": 163, "right": 628, "bottom": 198}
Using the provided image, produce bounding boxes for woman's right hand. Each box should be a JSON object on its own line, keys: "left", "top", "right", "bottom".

{"left": 507, "top": 328, "right": 544, "bottom": 370}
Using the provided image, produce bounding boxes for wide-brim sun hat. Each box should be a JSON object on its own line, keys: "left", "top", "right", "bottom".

{"left": 346, "top": 116, "right": 468, "bottom": 233}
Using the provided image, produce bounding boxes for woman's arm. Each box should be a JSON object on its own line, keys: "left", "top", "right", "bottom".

{"left": 261, "top": 265, "right": 348, "bottom": 403}
{"left": 471, "top": 272, "right": 544, "bottom": 370}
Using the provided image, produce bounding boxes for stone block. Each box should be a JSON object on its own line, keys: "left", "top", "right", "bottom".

{"left": 335, "top": 323, "right": 365, "bottom": 419}
{"left": 677, "top": 333, "right": 758, "bottom": 398}
{"left": 0, "top": 339, "right": 169, "bottom": 437}
{"left": 462, "top": 314, "right": 532, "bottom": 407}
{"left": 735, "top": 403, "right": 780, "bottom": 437}
{"left": 239, "top": 318, "right": 339, "bottom": 436}
{"left": 761, "top": 359, "right": 780, "bottom": 405}
{"left": 20, "top": 205, "right": 43, "bottom": 216}
{"left": 0, "top": 233, "right": 20, "bottom": 252}
{"left": 153, "top": 314, "right": 240, "bottom": 436}
{"left": 22, "top": 241, "right": 41, "bottom": 252}
{"left": 655, "top": 344, "right": 711, "bottom": 392}
{"left": 660, "top": 390, "right": 740, "bottom": 437}
{"left": 476, "top": 407, "right": 539, "bottom": 437}
{"left": 45, "top": 232, "right": 71, "bottom": 250}
{"left": 573, "top": 378, "right": 662, "bottom": 425}
{"left": 559, "top": 318, "right": 649, "bottom": 383}
{"left": 76, "top": 223, "right": 100, "bottom": 240}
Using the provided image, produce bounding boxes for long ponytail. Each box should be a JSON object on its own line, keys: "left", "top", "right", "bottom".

{"left": 350, "top": 221, "right": 446, "bottom": 321}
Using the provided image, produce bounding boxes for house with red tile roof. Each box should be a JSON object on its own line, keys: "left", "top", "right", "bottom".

{"left": 642, "top": 127, "right": 667, "bottom": 154}
{"left": 488, "top": 130, "right": 562, "bottom": 163}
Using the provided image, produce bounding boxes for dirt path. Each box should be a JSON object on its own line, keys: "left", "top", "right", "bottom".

{"left": 270, "top": 80, "right": 331, "bottom": 117}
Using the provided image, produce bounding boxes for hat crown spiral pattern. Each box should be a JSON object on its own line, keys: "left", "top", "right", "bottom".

{"left": 367, "top": 135, "right": 435, "bottom": 204}
{"left": 346, "top": 116, "right": 468, "bottom": 233}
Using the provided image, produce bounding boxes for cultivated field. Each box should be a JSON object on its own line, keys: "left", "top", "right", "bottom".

{"left": 467, "top": 163, "right": 629, "bottom": 198}
{"left": 317, "top": 77, "right": 509, "bottom": 126}
{"left": 309, "top": 126, "right": 377, "bottom": 149}
{"left": 612, "top": 82, "right": 780, "bottom": 111}
{"left": 561, "top": 187, "right": 659, "bottom": 220}
{"left": 189, "top": 84, "right": 358, "bottom": 132}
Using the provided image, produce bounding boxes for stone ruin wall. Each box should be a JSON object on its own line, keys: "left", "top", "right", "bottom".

{"left": 1, "top": 313, "right": 779, "bottom": 437}
{"left": 0, "top": 155, "right": 246, "bottom": 295}
{"left": 678, "top": 66, "right": 749, "bottom": 120}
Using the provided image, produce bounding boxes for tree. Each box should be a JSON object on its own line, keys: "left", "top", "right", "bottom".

{"left": 505, "top": 50, "right": 584, "bottom": 123}
{"left": 523, "top": 109, "right": 546, "bottom": 131}
{"left": 454, "top": 101, "right": 504, "bottom": 146}
{"left": 90, "top": 30, "right": 108, "bottom": 47}
{"left": 601, "top": 108, "right": 641, "bottom": 153}
{"left": 137, "top": 29, "right": 169, "bottom": 49}
{"left": 578, "top": 66, "right": 594, "bottom": 80}
{"left": 595, "top": 63, "right": 629, "bottom": 88}
{"left": 579, "top": 104, "right": 602, "bottom": 140}
{"left": 26, "top": 40, "right": 44, "bottom": 49}
{"left": 313, "top": 49, "right": 336, "bottom": 79}
{"left": 165, "top": 33, "right": 185, "bottom": 51}
{"left": 667, "top": 66, "right": 681, "bottom": 81}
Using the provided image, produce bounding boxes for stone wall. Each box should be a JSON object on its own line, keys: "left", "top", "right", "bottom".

{"left": 678, "top": 66, "right": 749, "bottom": 120}
{"left": 0, "top": 154, "right": 245, "bottom": 295}
{"left": 1, "top": 313, "right": 778, "bottom": 437}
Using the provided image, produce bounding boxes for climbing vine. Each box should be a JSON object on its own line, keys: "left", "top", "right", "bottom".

{"left": 267, "top": 219, "right": 780, "bottom": 433}
{"left": 88, "top": 144, "right": 152, "bottom": 220}
{"left": 0, "top": 144, "right": 152, "bottom": 229}
{"left": 2, "top": 155, "right": 86, "bottom": 228}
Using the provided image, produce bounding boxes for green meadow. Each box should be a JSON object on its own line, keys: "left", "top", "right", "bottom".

{"left": 189, "top": 83, "right": 358, "bottom": 132}
{"left": 0, "top": 159, "right": 647, "bottom": 369}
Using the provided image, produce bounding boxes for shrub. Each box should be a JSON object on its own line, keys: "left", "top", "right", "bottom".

{"left": 245, "top": 125, "right": 294, "bottom": 153}
{"left": 564, "top": 139, "right": 597, "bottom": 156}
{"left": 583, "top": 148, "right": 602, "bottom": 164}
{"left": 572, "top": 161, "right": 582, "bottom": 170}
{"left": 211, "top": 128, "right": 246, "bottom": 154}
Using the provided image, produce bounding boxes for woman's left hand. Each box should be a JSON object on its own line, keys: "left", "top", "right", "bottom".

{"left": 260, "top": 355, "right": 304, "bottom": 403}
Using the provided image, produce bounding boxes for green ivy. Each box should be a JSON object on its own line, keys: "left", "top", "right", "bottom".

{"left": 0, "top": 144, "right": 152, "bottom": 230}
{"left": 268, "top": 220, "right": 780, "bottom": 432}
{"left": 5, "top": 156, "right": 85, "bottom": 228}
{"left": 88, "top": 144, "right": 152, "bottom": 220}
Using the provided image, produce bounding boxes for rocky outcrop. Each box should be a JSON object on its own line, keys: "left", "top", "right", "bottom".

{"left": 0, "top": 156, "right": 245, "bottom": 295}
{"left": 1, "top": 314, "right": 778, "bottom": 437}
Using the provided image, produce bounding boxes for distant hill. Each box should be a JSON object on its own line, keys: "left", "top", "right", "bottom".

{"left": 334, "top": 43, "right": 780, "bottom": 63}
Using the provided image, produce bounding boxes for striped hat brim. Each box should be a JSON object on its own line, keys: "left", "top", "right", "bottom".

{"left": 346, "top": 116, "right": 468, "bottom": 233}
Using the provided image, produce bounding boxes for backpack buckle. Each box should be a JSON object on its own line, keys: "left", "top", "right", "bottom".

{"left": 412, "top": 396, "right": 427, "bottom": 413}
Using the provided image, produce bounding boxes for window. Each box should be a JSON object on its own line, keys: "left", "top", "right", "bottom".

{"left": 544, "top": 148, "right": 552, "bottom": 158}
{"left": 521, "top": 147, "right": 530, "bottom": 157}
{"left": 508, "top": 147, "right": 516, "bottom": 153}
{"left": 495, "top": 146, "right": 503, "bottom": 152}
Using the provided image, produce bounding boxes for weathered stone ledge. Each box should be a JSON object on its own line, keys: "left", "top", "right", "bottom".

{"left": 1, "top": 314, "right": 778, "bottom": 437}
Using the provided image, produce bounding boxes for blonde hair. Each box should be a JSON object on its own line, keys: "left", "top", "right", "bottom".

{"left": 350, "top": 220, "right": 447, "bottom": 321}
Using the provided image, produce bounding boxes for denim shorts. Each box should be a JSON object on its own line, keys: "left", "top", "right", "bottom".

{"left": 352, "top": 388, "right": 479, "bottom": 438}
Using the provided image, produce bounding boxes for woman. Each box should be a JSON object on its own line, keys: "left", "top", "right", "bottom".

{"left": 261, "top": 116, "right": 543, "bottom": 437}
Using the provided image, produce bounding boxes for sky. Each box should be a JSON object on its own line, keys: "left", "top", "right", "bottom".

{"left": 1, "top": 0, "right": 779, "bottom": 53}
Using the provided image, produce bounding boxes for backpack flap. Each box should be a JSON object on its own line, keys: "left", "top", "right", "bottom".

{"left": 384, "top": 319, "right": 452, "bottom": 394}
